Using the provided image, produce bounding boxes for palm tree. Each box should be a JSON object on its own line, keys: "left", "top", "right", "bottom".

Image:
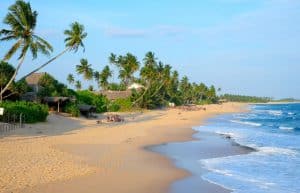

{"left": 75, "top": 80, "right": 82, "bottom": 91}
{"left": 119, "top": 53, "right": 140, "bottom": 86}
{"left": 21, "top": 21, "right": 87, "bottom": 79}
{"left": 0, "top": 0, "right": 53, "bottom": 98}
{"left": 67, "top": 74, "right": 74, "bottom": 85}
{"left": 94, "top": 71, "right": 100, "bottom": 82}
{"left": 76, "top": 58, "right": 93, "bottom": 80}
{"left": 99, "top": 65, "right": 112, "bottom": 90}
{"left": 88, "top": 85, "right": 94, "bottom": 91}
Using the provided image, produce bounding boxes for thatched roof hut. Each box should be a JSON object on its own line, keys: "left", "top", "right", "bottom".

{"left": 99, "top": 90, "right": 132, "bottom": 100}
{"left": 25, "top": 72, "right": 46, "bottom": 92}
{"left": 42, "top": 97, "right": 70, "bottom": 112}
{"left": 78, "top": 104, "right": 96, "bottom": 118}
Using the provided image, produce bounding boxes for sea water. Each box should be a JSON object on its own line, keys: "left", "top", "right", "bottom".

{"left": 197, "top": 103, "right": 300, "bottom": 193}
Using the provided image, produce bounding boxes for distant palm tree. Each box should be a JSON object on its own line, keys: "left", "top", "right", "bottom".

{"left": 109, "top": 53, "right": 139, "bottom": 86}
{"left": 0, "top": 0, "right": 53, "bottom": 98}
{"left": 75, "top": 80, "right": 82, "bottom": 91}
{"left": 76, "top": 58, "right": 93, "bottom": 80}
{"left": 88, "top": 85, "right": 94, "bottom": 91}
{"left": 99, "top": 65, "right": 112, "bottom": 90}
{"left": 21, "top": 21, "right": 87, "bottom": 79}
{"left": 67, "top": 74, "right": 75, "bottom": 85}
{"left": 94, "top": 71, "right": 100, "bottom": 83}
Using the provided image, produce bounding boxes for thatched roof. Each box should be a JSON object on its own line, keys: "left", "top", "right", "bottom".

{"left": 99, "top": 90, "right": 132, "bottom": 100}
{"left": 43, "top": 97, "right": 70, "bottom": 103}
{"left": 78, "top": 104, "right": 96, "bottom": 112}
{"left": 25, "top": 72, "right": 46, "bottom": 85}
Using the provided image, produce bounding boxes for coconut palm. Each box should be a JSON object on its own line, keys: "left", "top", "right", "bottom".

{"left": 75, "top": 80, "right": 82, "bottom": 91}
{"left": 88, "top": 85, "right": 94, "bottom": 91}
{"left": 99, "top": 65, "right": 112, "bottom": 90}
{"left": 94, "top": 71, "right": 100, "bottom": 82}
{"left": 67, "top": 74, "right": 74, "bottom": 85}
{"left": 119, "top": 53, "right": 140, "bottom": 86}
{"left": 21, "top": 21, "right": 87, "bottom": 79}
{"left": 76, "top": 58, "right": 93, "bottom": 80}
{"left": 0, "top": 0, "right": 53, "bottom": 98}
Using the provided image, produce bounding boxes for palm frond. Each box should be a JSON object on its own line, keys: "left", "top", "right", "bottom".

{"left": 4, "top": 39, "right": 22, "bottom": 60}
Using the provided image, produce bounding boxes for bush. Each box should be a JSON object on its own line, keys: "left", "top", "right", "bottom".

{"left": 63, "top": 102, "right": 80, "bottom": 117}
{"left": 76, "top": 90, "right": 108, "bottom": 113}
{"left": 108, "top": 98, "right": 133, "bottom": 112}
{"left": 0, "top": 101, "right": 48, "bottom": 123}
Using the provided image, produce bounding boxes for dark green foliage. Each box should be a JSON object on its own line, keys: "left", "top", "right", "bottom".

{"left": 0, "top": 61, "right": 15, "bottom": 88}
{"left": 0, "top": 101, "right": 48, "bottom": 123}
{"left": 221, "top": 94, "right": 271, "bottom": 103}
{"left": 0, "top": 61, "right": 29, "bottom": 100}
{"left": 75, "top": 90, "right": 108, "bottom": 113}
{"left": 272, "top": 98, "right": 300, "bottom": 102}
{"left": 63, "top": 102, "right": 80, "bottom": 117}
{"left": 131, "top": 52, "right": 218, "bottom": 109}
{"left": 38, "top": 73, "right": 74, "bottom": 97}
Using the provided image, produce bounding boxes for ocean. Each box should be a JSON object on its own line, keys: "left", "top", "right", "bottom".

{"left": 197, "top": 103, "right": 300, "bottom": 193}
{"left": 152, "top": 103, "right": 300, "bottom": 193}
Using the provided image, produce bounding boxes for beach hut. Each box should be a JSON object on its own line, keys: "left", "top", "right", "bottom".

{"left": 25, "top": 72, "right": 46, "bottom": 93}
{"left": 78, "top": 104, "right": 97, "bottom": 118}
{"left": 42, "top": 97, "right": 70, "bottom": 112}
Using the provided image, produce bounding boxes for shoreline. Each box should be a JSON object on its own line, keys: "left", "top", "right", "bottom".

{"left": 0, "top": 102, "right": 247, "bottom": 193}
{"left": 150, "top": 131, "right": 254, "bottom": 193}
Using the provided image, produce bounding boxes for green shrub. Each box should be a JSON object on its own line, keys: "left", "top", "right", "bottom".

{"left": 76, "top": 90, "right": 108, "bottom": 113}
{"left": 0, "top": 101, "right": 48, "bottom": 123}
{"left": 109, "top": 98, "right": 133, "bottom": 112}
{"left": 63, "top": 102, "right": 80, "bottom": 117}
{"left": 108, "top": 102, "right": 120, "bottom": 112}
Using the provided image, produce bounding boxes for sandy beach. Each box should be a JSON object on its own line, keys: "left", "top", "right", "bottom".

{"left": 0, "top": 102, "right": 246, "bottom": 193}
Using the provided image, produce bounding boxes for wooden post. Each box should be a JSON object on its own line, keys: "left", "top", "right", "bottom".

{"left": 19, "top": 113, "right": 22, "bottom": 128}
{"left": 58, "top": 100, "right": 60, "bottom": 112}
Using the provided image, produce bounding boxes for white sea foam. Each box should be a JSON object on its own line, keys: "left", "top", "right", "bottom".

{"left": 279, "top": 126, "right": 294, "bottom": 131}
{"left": 257, "top": 147, "right": 297, "bottom": 156}
{"left": 230, "top": 120, "right": 262, "bottom": 127}
{"left": 267, "top": 110, "right": 283, "bottom": 116}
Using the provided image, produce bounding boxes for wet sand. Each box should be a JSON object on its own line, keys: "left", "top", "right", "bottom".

{"left": 151, "top": 132, "right": 253, "bottom": 193}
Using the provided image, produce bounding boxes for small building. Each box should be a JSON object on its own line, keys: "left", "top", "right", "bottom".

{"left": 25, "top": 72, "right": 46, "bottom": 93}
{"left": 78, "top": 104, "right": 96, "bottom": 118}
{"left": 21, "top": 72, "right": 46, "bottom": 102}
{"left": 127, "top": 83, "right": 144, "bottom": 90}
{"left": 42, "top": 97, "right": 70, "bottom": 112}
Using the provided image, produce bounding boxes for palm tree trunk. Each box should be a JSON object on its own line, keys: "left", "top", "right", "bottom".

{"left": 0, "top": 55, "right": 26, "bottom": 98}
{"left": 19, "top": 48, "right": 69, "bottom": 80}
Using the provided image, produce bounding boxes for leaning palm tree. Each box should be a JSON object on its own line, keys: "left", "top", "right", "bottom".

{"left": 67, "top": 74, "right": 75, "bottom": 85}
{"left": 76, "top": 58, "right": 93, "bottom": 80}
{"left": 0, "top": 0, "right": 53, "bottom": 98}
{"left": 75, "top": 80, "right": 82, "bottom": 91}
{"left": 20, "top": 21, "right": 87, "bottom": 80}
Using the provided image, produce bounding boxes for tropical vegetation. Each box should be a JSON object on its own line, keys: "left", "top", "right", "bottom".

{"left": 0, "top": 101, "right": 48, "bottom": 123}
{"left": 220, "top": 94, "right": 271, "bottom": 103}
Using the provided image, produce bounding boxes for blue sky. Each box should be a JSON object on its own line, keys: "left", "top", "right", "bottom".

{"left": 1, "top": 0, "right": 300, "bottom": 99}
